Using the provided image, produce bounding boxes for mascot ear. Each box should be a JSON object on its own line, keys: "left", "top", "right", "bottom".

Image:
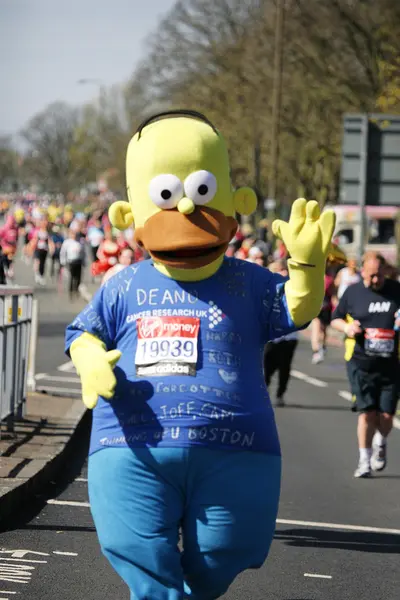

{"left": 109, "top": 201, "right": 134, "bottom": 231}
{"left": 233, "top": 187, "right": 257, "bottom": 216}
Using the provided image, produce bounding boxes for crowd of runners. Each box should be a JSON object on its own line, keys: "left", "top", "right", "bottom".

{"left": 1, "top": 192, "right": 400, "bottom": 479}
{"left": 0, "top": 193, "right": 147, "bottom": 298}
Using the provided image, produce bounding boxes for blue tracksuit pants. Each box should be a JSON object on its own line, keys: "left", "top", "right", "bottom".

{"left": 89, "top": 447, "right": 281, "bottom": 599}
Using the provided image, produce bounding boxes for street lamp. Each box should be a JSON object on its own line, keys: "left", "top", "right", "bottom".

{"left": 269, "top": 0, "right": 285, "bottom": 214}
{"left": 77, "top": 78, "right": 106, "bottom": 110}
{"left": 77, "top": 78, "right": 103, "bottom": 86}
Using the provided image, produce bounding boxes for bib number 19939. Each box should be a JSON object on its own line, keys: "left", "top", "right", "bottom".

{"left": 135, "top": 316, "right": 200, "bottom": 377}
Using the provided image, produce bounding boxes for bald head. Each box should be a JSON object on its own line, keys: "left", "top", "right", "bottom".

{"left": 362, "top": 253, "right": 386, "bottom": 290}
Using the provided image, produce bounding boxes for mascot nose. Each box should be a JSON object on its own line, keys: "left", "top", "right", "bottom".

{"left": 177, "top": 197, "right": 195, "bottom": 215}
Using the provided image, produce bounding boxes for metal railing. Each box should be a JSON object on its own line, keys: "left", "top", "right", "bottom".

{"left": 0, "top": 286, "right": 35, "bottom": 433}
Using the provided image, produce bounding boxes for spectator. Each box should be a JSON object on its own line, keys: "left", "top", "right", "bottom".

{"left": 101, "top": 248, "right": 135, "bottom": 285}
{"left": 50, "top": 225, "right": 64, "bottom": 279}
{"left": 60, "top": 230, "right": 86, "bottom": 300}
{"left": 263, "top": 259, "right": 298, "bottom": 407}
{"left": 87, "top": 219, "right": 105, "bottom": 262}
{"left": 335, "top": 257, "right": 361, "bottom": 300}
{"left": 247, "top": 246, "right": 264, "bottom": 264}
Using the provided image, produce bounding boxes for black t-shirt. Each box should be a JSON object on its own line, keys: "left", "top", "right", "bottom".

{"left": 332, "top": 279, "right": 400, "bottom": 368}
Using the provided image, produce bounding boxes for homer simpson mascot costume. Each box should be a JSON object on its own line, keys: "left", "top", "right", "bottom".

{"left": 65, "top": 110, "right": 335, "bottom": 599}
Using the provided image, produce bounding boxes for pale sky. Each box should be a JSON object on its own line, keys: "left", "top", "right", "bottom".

{"left": 0, "top": 0, "right": 176, "bottom": 137}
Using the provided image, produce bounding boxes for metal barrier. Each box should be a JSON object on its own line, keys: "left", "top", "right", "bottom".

{"left": 0, "top": 285, "right": 34, "bottom": 433}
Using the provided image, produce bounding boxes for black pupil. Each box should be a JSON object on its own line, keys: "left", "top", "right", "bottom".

{"left": 161, "top": 189, "right": 172, "bottom": 200}
{"left": 198, "top": 184, "right": 208, "bottom": 195}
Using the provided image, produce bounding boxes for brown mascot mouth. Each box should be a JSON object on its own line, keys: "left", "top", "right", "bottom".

{"left": 135, "top": 206, "right": 237, "bottom": 269}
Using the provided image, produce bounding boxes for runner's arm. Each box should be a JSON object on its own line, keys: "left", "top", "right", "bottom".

{"left": 330, "top": 290, "right": 348, "bottom": 332}
{"left": 331, "top": 290, "right": 361, "bottom": 336}
{"left": 59, "top": 240, "right": 67, "bottom": 266}
{"left": 334, "top": 269, "right": 342, "bottom": 289}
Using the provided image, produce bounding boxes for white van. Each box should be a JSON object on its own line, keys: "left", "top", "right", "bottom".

{"left": 324, "top": 205, "right": 399, "bottom": 264}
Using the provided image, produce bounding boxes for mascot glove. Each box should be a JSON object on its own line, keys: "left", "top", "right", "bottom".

{"left": 272, "top": 198, "right": 336, "bottom": 327}
{"left": 272, "top": 198, "right": 335, "bottom": 268}
{"left": 70, "top": 332, "right": 121, "bottom": 409}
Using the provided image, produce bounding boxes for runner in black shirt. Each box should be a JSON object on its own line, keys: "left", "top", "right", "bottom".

{"left": 331, "top": 252, "right": 400, "bottom": 478}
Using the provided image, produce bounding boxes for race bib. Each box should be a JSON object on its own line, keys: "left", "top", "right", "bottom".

{"left": 37, "top": 238, "right": 48, "bottom": 250}
{"left": 69, "top": 242, "right": 83, "bottom": 261}
{"left": 364, "top": 328, "right": 395, "bottom": 358}
{"left": 135, "top": 316, "right": 200, "bottom": 377}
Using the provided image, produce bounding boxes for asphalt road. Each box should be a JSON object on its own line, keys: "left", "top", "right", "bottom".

{"left": 1, "top": 262, "right": 400, "bottom": 600}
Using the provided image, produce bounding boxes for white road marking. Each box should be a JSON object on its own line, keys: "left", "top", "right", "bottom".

{"left": 291, "top": 370, "right": 328, "bottom": 388}
{"left": 52, "top": 551, "right": 78, "bottom": 556}
{"left": 34, "top": 386, "right": 82, "bottom": 396}
{"left": 45, "top": 500, "right": 400, "bottom": 535}
{"left": 0, "top": 563, "right": 33, "bottom": 583}
{"left": 47, "top": 500, "right": 90, "bottom": 508}
{"left": 304, "top": 573, "right": 332, "bottom": 580}
{"left": 277, "top": 518, "right": 400, "bottom": 535}
{"left": 0, "top": 551, "right": 48, "bottom": 559}
{"left": 278, "top": 534, "right": 396, "bottom": 548}
{"left": 35, "top": 375, "right": 81, "bottom": 384}
{"left": 0, "top": 567, "right": 34, "bottom": 573}
{"left": 75, "top": 478, "right": 88, "bottom": 482}
{"left": 0, "top": 573, "right": 30, "bottom": 578}
{"left": 0, "top": 592, "right": 18, "bottom": 595}
{"left": 57, "top": 361, "right": 75, "bottom": 372}
{"left": 0, "top": 559, "right": 46, "bottom": 564}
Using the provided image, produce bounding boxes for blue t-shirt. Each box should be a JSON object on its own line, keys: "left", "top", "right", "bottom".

{"left": 51, "top": 233, "right": 64, "bottom": 253}
{"left": 65, "top": 258, "right": 298, "bottom": 456}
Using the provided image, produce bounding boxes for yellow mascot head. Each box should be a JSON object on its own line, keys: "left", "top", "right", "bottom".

{"left": 109, "top": 110, "right": 257, "bottom": 280}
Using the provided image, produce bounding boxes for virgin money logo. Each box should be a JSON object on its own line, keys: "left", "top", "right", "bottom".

{"left": 137, "top": 316, "right": 199, "bottom": 338}
{"left": 138, "top": 317, "right": 163, "bottom": 338}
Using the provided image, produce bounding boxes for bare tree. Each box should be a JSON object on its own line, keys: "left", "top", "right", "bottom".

{"left": 20, "top": 102, "right": 79, "bottom": 196}
{"left": 0, "top": 136, "right": 20, "bottom": 190}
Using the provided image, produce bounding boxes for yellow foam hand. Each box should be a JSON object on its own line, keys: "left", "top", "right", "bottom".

{"left": 271, "top": 199, "right": 336, "bottom": 327}
{"left": 272, "top": 198, "right": 336, "bottom": 267}
{"left": 327, "top": 242, "right": 347, "bottom": 265}
{"left": 70, "top": 333, "right": 122, "bottom": 409}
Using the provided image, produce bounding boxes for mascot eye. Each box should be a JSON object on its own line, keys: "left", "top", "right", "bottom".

{"left": 149, "top": 174, "right": 183, "bottom": 209}
{"left": 184, "top": 170, "right": 217, "bottom": 205}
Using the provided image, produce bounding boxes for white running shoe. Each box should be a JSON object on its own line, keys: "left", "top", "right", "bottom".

{"left": 312, "top": 349, "right": 324, "bottom": 365}
{"left": 354, "top": 461, "right": 372, "bottom": 478}
{"left": 371, "top": 442, "right": 387, "bottom": 472}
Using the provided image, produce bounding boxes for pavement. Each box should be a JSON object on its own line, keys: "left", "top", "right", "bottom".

{"left": 0, "top": 393, "right": 88, "bottom": 524}
{"left": 0, "top": 257, "right": 92, "bottom": 525}
{"left": 1, "top": 258, "right": 400, "bottom": 599}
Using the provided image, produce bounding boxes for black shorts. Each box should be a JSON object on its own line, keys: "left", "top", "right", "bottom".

{"left": 346, "top": 360, "right": 399, "bottom": 415}
{"left": 317, "top": 308, "right": 331, "bottom": 326}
